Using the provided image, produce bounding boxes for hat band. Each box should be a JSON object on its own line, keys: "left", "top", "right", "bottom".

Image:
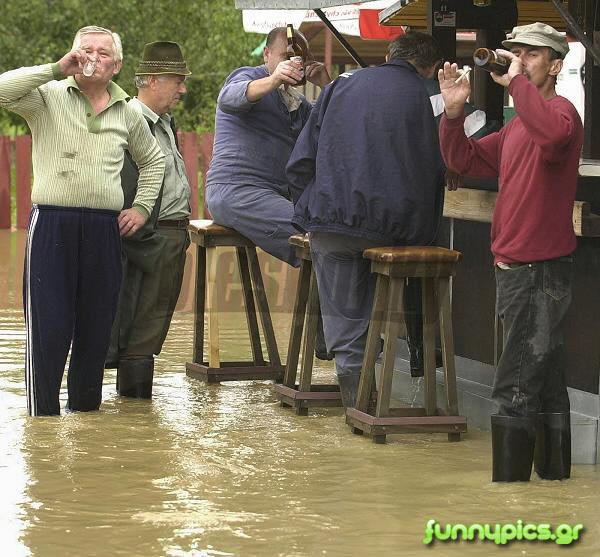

{"left": 138, "top": 60, "right": 188, "bottom": 67}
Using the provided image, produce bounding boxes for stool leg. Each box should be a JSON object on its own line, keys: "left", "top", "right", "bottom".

{"left": 192, "top": 244, "right": 206, "bottom": 365}
{"left": 283, "top": 259, "right": 312, "bottom": 387}
{"left": 376, "top": 277, "right": 404, "bottom": 419}
{"left": 299, "top": 269, "right": 319, "bottom": 393}
{"left": 356, "top": 275, "right": 389, "bottom": 413}
{"left": 437, "top": 278, "right": 459, "bottom": 417}
{"left": 236, "top": 247, "right": 265, "bottom": 366}
{"left": 422, "top": 278, "right": 437, "bottom": 416}
{"left": 246, "top": 247, "right": 281, "bottom": 367}
{"left": 206, "top": 246, "right": 220, "bottom": 368}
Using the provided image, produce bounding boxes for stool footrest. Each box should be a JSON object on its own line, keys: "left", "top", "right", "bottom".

{"left": 274, "top": 384, "right": 342, "bottom": 409}
{"left": 186, "top": 361, "right": 284, "bottom": 383}
{"left": 346, "top": 408, "right": 467, "bottom": 435}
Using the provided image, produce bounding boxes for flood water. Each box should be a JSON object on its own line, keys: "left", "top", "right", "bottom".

{"left": 2, "top": 229, "right": 600, "bottom": 556}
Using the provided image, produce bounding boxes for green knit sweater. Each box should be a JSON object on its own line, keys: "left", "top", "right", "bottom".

{"left": 0, "top": 63, "right": 165, "bottom": 218}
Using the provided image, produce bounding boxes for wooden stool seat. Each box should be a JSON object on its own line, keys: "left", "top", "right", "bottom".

{"left": 186, "top": 219, "right": 284, "bottom": 383}
{"left": 273, "top": 234, "right": 342, "bottom": 415}
{"left": 363, "top": 246, "right": 462, "bottom": 264}
{"left": 346, "top": 246, "right": 467, "bottom": 443}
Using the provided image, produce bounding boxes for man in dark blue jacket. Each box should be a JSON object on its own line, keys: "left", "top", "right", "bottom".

{"left": 286, "top": 32, "right": 445, "bottom": 407}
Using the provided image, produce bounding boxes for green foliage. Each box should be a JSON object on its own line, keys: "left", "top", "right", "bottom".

{"left": 0, "top": 0, "right": 262, "bottom": 132}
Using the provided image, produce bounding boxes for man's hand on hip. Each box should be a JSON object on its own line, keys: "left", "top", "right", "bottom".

{"left": 118, "top": 208, "right": 147, "bottom": 237}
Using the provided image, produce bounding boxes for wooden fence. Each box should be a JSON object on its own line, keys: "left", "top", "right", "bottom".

{"left": 0, "top": 131, "right": 214, "bottom": 229}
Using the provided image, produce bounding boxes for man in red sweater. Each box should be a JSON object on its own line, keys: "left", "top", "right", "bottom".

{"left": 438, "top": 22, "right": 583, "bottom": 482}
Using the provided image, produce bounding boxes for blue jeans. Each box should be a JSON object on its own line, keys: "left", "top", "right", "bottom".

{"left": 492, "top": 257, "right": 573, "bottom": 417}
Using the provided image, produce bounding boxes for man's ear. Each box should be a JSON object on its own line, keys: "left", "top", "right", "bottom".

{"left": 549, "top": 58, "right": 563, "bottom": 77}
{"left": 112, "top": 59, "right": 122, "bottom": 76}
{"left": 263, "top": 47, "right": 269, "bottom": 64}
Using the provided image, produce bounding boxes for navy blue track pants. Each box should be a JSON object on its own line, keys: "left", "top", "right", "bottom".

{"left": 23, "top": 205, "right": 122, "bottom": 416}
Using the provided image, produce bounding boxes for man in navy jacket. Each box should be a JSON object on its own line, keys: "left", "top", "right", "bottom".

{"left": 286, "top": 32, "right": 445, "bottom": 407}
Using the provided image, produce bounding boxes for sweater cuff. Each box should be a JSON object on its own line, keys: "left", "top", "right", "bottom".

{"left": 508, "top": 74, "right": 526, "bottom": 95}
{"left": 51, "top": 62, "right": 64, "bottom": 80}
{"left": 442, "top": 112, "right": 465, "bottom": 127}
{"left": 132, "top": 205, "right": 149, "bottom": 221}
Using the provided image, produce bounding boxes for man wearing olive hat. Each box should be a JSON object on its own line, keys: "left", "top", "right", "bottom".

{"left": 107, "top": 41, "right": 191, "bottom": 399}
{"left": 438, "top": 22, "right": 582, "bottom": 482}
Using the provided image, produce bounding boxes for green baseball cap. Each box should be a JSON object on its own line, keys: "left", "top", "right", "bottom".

{"left": 502, "top": 22, "right": 569, "bottom": 58}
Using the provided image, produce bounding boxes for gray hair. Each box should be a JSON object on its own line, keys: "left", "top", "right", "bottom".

{"left": 72, "top": 26, "right": 123, "bottom": 62}
{"left": 134, "top": 74, "right": 172, "bottom": 89}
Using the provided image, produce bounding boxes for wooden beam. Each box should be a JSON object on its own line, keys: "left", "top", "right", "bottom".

{"left": 443, "top": 187, "right": 600, "bottom": 237}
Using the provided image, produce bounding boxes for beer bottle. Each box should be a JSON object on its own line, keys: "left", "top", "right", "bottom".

{"left": 286, "top": 24, "right": 306, "bottom": 86}
{"left": 473, "top": 48, "right": 509, "bottom": 74}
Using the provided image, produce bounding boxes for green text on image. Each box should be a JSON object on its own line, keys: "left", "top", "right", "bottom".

{"left": 423, "top": 519, "right": 584, "bottom": 545}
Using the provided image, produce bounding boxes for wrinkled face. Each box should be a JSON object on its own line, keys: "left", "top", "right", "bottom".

{"left": 151, "top": 74, "right": 187, "bottom": 114}
{"left": 263, "top": 32, "right": 309, "bottom": 75}
{"left": 509, "top": 44, "right": 562, "bottom": 87}
{"left": 79, "top": 33, "right": 121, "bottom": 81}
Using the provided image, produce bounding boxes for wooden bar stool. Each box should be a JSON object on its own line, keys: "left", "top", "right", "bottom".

{"left": 273, "top": 234, "right": 341, "bottom": 415}
{"left": 345, "top": 246, "right": 467, "bottom": 443}
{"left": 185, "top": 220, "right": 284, "bottom": 383}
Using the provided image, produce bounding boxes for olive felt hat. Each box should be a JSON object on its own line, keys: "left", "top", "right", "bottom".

{"left": 135, "top": 41, "right": 191, "bottom": 76}
{"left": 502, "top": 22, "right": 569, "bottom": 58}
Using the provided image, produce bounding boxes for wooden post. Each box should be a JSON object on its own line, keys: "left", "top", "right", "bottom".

{"left": 428, "top": 0, "right": 457, "bottom": 63}
{"left": 582, "top": 0, "right": 600, "bottom": 158}
{"left": 0, "top": 136, "right": 11, "bottom": 229}
{"left": 324, "top": 27, "right": 333, "bottom": 76}
{"left": 199, "top": 132, "right": 214, "bottom": 218}
{"left": 15, "top": 135, "right": 32, "bottom": 230}
{"left": 177, "top": 131, "right": 199, "bottom": 219}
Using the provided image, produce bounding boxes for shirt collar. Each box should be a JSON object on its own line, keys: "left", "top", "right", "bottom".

{"left": 66, "top": 76, "right": 129, "bottom": 106}
{"left": 129, "top": 97, "right": 172, "bottom": 126}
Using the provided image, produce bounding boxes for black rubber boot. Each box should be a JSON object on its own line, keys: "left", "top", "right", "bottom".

{"left": 491, "top": 414, "right": 536, "bottom": 482}
{"left": 338, "top": 374, "right": 360, "bottom": 409}
{"left": 315, "top": 312, "right": 334, "bottom": 361}
{"left": 534, "top": 412, "right": 571, "bottom": 480}
{"left": 117, "top": 358, "right": 154, "bottom": 399}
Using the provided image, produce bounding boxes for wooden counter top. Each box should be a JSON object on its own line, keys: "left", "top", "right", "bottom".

{"left": 443, "top": 188, "right": 600, "bottom": 237}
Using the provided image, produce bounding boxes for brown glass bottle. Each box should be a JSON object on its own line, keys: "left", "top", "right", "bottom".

{"left": 286, "top": 24, "right": 306, "bottom": 86}
{"left": 473, "top": 48, "right": 509, "bottom": 74}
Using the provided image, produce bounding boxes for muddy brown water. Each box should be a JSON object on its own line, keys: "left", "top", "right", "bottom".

{"left": 1, "top": 229, "right": 600, "bottom": 556}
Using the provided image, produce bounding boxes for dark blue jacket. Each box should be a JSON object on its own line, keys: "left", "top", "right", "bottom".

{"left": 286, "top": 59, "right": 445, "bottom": 245}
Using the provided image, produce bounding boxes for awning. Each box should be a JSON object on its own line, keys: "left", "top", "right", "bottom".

{"left": 242, "top": 1, "right": 404, "bottom": 40}
{"left": 378, "top": 0, "right": 570, "bottom": 31}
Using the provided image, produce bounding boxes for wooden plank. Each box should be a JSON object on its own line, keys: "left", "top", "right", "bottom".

{"left": 206, "top": 246, "right": 220, "bottom": 368}
{"left": 422, "top": 278, "right": 438, "bottom": 416}
{"left": 246, "top": 247, "right": 282, "bottom": 366}
{"left": 437, "top": 278, "right": 459, "bottom": 416}
{"left": 376, "top": 277, "right": 404, "bottom": 417}
{"left": 283, "top": 259, "right": 312, "bottom": 387}
{"left": 356, "top": 275, "right": 389, "bottom": 412}
{"left": 0, "top": 136, "right": 10, "bottom": 229}
{"left": 237, "top": 247, "right": 265, "bottom": 366}
{"left": 299, "top": 270, "right": 320, "bottom": 392}
{"left": 15, "top": 135, "right": 31, "bottom": 230}
{"left": 192, "top": 244, "right": 206, "bottom": 364}
{"left": 380, "top": 0, "right": 569, "bottom": 30}
{"left": 444, "top": 188, "right": 600, "bottom": 237}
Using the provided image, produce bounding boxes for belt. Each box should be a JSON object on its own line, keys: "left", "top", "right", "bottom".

{"left": 157, "top": 218, "right": 190, "bottom": 230}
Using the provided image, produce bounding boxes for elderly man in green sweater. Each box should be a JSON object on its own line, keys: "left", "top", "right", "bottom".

{"left": 0, "top": 25, "right": 165, "bottom": 416}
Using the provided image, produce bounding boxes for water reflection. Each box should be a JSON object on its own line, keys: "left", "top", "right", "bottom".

{"left": 1, "top": 230, "right": 600, "bottom": 556}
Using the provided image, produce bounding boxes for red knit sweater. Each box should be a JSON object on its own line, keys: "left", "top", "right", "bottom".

{"left": 439, "top": 74, "right": 583, "bottom": 263}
